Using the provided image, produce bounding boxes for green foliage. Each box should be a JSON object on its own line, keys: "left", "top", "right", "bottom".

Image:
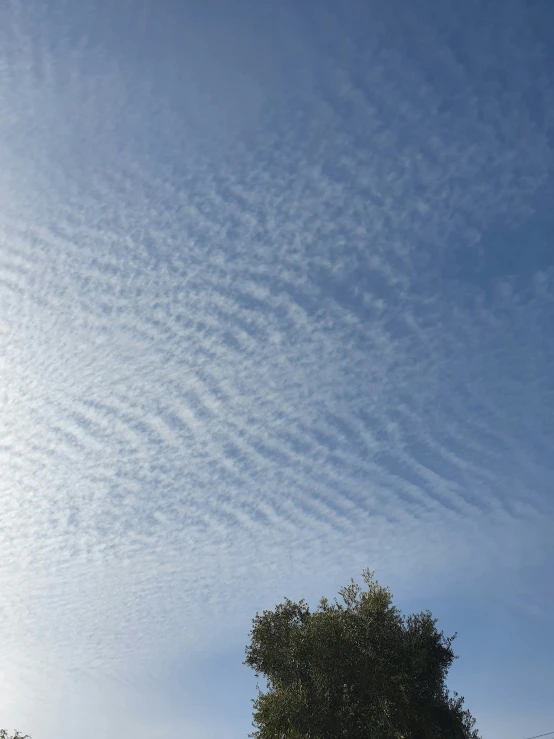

{"left": 244, "top": 569, "right": 480, "bottom": 739}
{"left": 0, "top": 732, "right": 31, "bottom": 739}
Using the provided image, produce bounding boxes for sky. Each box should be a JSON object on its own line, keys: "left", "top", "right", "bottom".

{"left": 0, "top": 0, "right": 553, "bottom": 737}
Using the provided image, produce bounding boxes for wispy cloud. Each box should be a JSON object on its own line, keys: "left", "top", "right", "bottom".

{"left": 1, "top": 0, "right": 553, "bottom": 736}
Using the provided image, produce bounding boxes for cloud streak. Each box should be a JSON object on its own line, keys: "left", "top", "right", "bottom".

{"left": 1, "top": 0, "right": 553, "bottom": 736}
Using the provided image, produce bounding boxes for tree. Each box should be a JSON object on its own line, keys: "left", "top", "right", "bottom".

{"left": 0, "top": 732, "right": 31, "bottom": 739}
{"left": 244, "top": 569, "right": 480, "bottom": 739}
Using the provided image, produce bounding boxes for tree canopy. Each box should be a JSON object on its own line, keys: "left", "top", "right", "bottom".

{"left": 244, "top": 569, "right": 480, "bottom": 739}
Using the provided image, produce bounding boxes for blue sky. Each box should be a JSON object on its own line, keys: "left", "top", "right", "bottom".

{"left": 0, "top": 0, "right": 553, "bottom": 737}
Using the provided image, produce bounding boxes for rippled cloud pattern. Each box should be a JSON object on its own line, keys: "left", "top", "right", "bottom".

{"left": 1, "top": 1, "right": 553, "bottom": 737}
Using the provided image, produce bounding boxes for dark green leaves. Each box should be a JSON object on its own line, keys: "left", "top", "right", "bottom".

{"left": 244, "top": 570, "right": 480, "bottom": 739}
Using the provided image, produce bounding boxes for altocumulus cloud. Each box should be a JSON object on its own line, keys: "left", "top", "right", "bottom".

{"left": 0, "top": 0, "right": 553, "bottom": 737}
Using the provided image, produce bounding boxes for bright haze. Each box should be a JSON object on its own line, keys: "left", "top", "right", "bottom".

{"left": 1, "top": 1, "right": 553, "bottom": 737}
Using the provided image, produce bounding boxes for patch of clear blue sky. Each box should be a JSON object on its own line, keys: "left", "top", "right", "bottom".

{"left": 0, "top": 0, "right": 553, "bottom": 737}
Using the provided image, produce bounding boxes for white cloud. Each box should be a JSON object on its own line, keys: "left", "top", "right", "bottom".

{"left": 0, "top": 0, "right": 553, "bottom": 736}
